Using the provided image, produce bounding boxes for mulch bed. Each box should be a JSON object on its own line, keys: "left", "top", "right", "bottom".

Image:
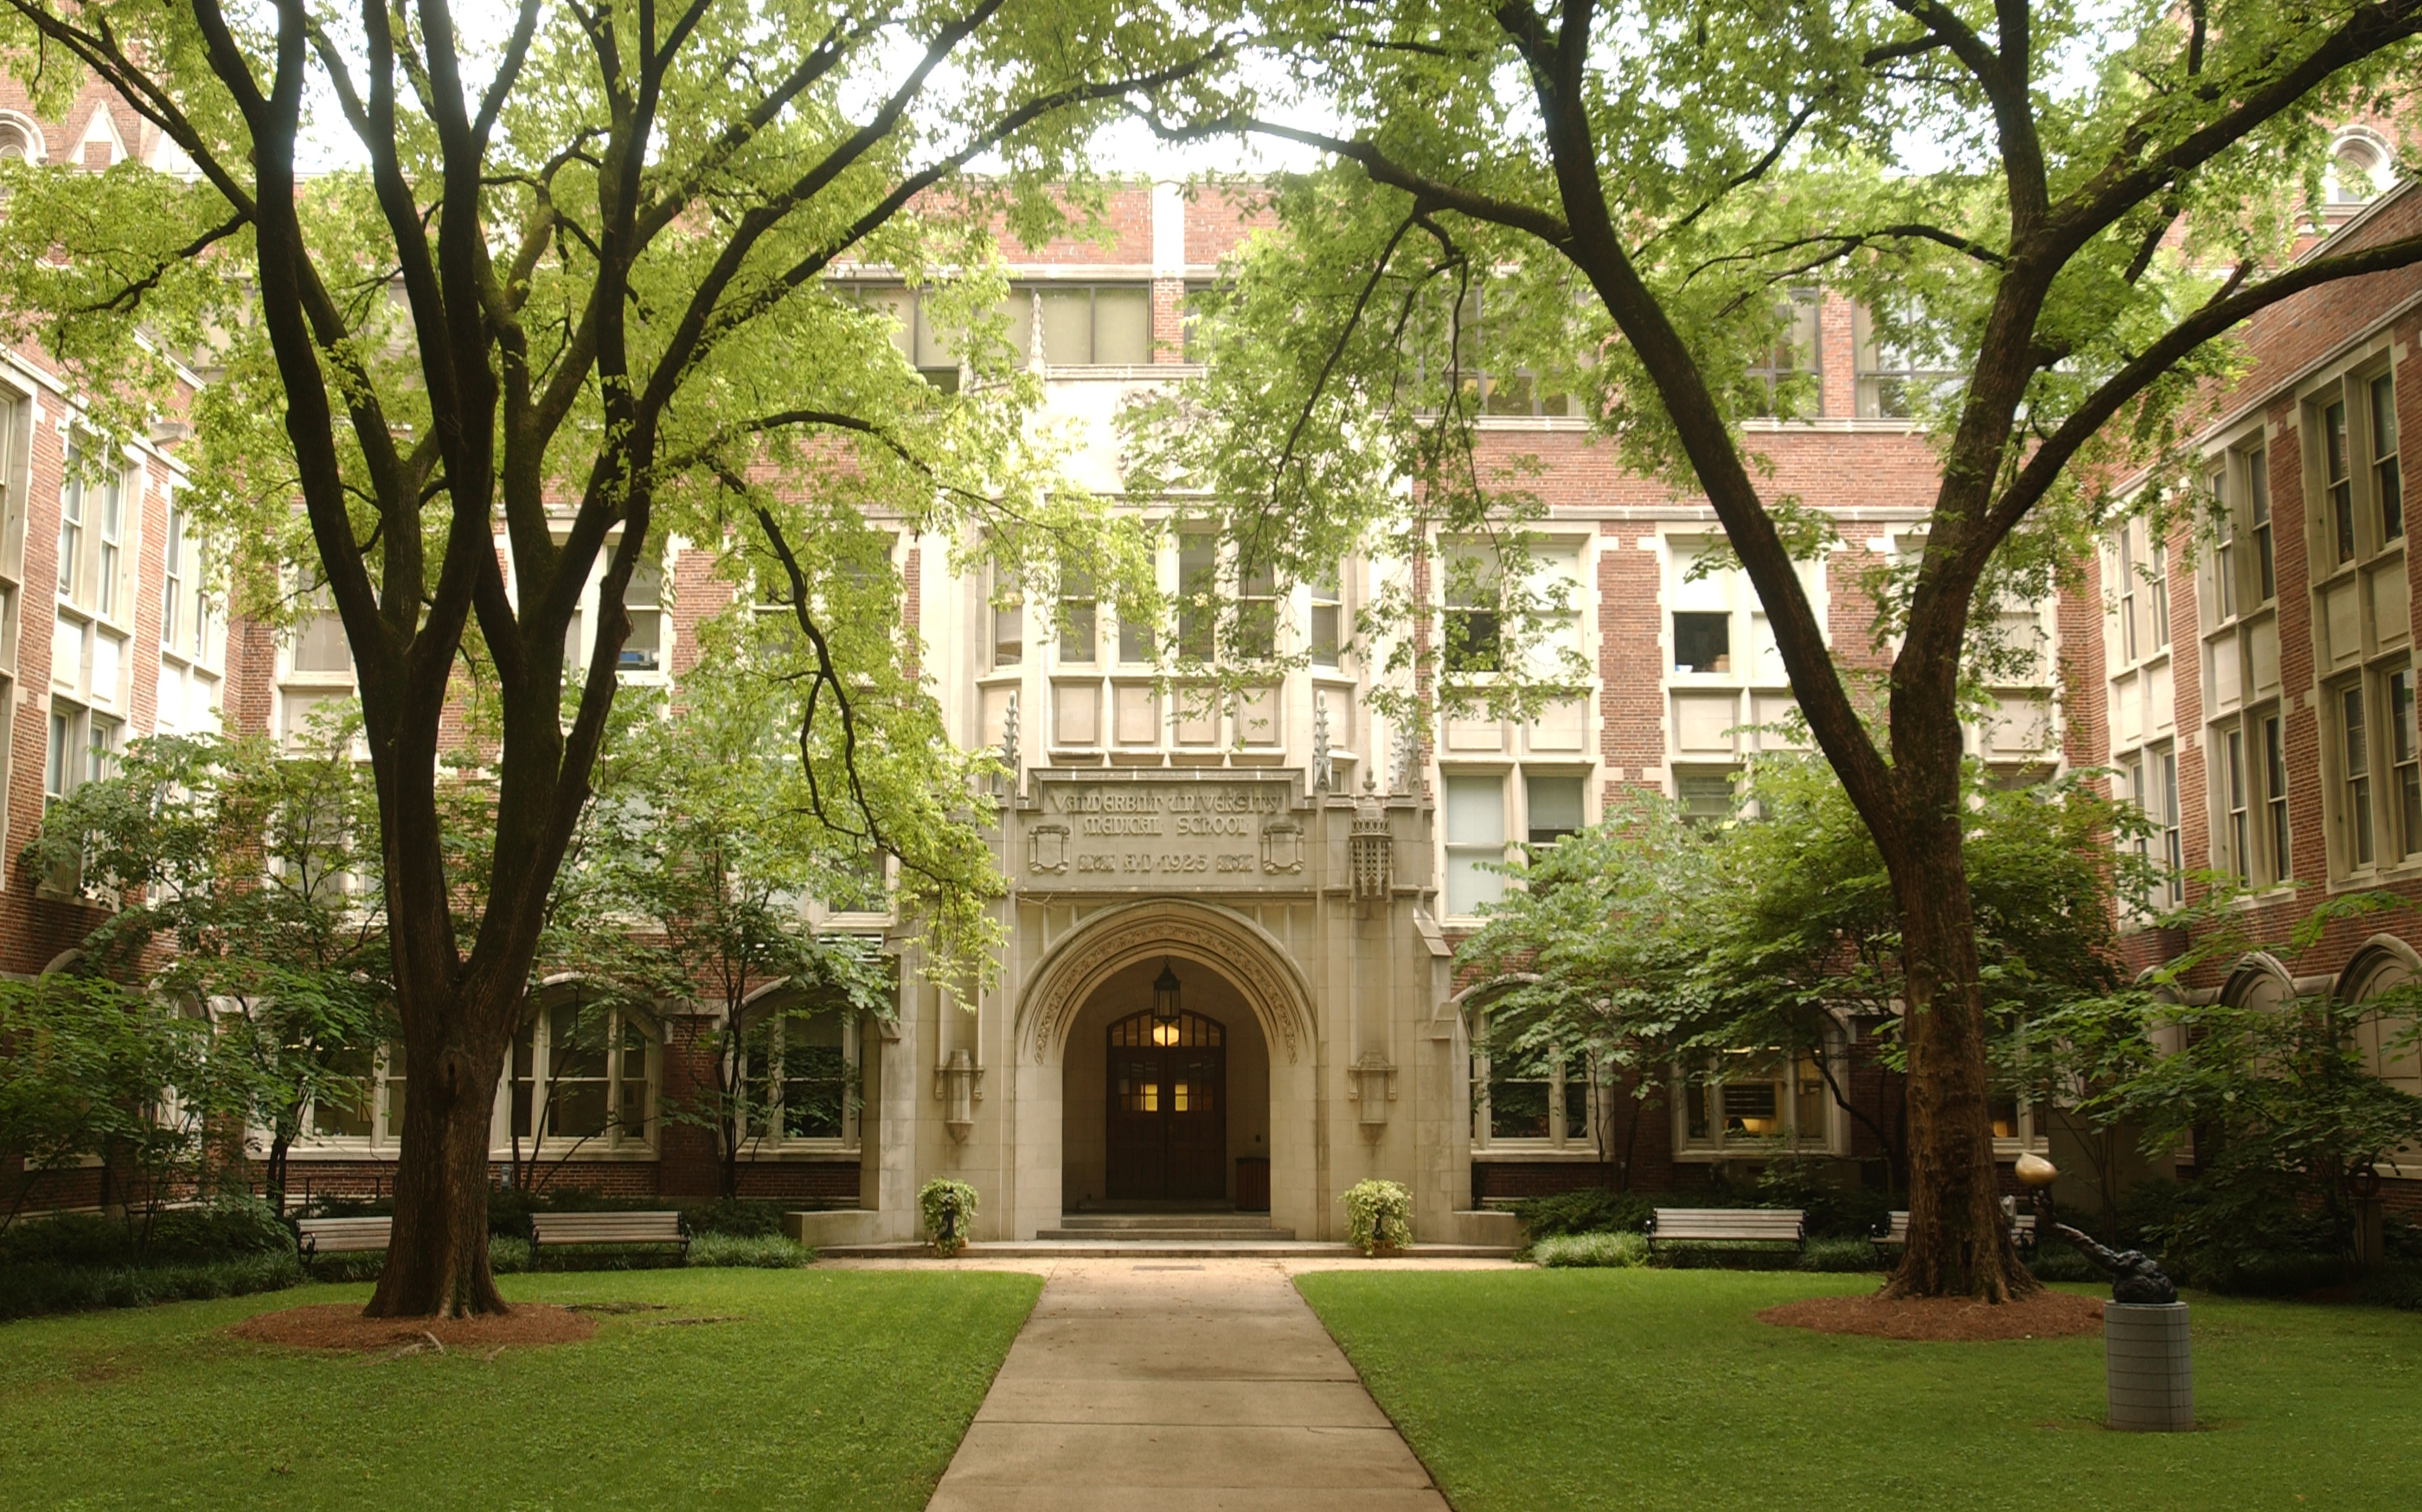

{"left": 228, "top": 1303, "right": 596, "bottom": 1354}
{"left": 1759, "top": 1288, "right": 2106, "bottom": 1342}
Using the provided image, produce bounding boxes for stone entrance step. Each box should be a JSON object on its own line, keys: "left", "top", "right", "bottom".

{"left": 816, "top": 1239, "right": 1516, "bottom": 1259}
{"left": 1038, "top": 1212, "right": 1296, "bottom": 1241}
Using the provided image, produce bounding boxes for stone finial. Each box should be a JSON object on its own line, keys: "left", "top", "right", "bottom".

{"left": 1313, "top": 692, "right": 1332, "bottom": 794}
{"left": 1001, "top": 689, "right": 1020, "bottom": 776}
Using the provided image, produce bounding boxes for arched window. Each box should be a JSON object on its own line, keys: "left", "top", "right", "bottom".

{"left": 509, "top": 997, "right": 657, "bottom": 1151}
{"left": 0, "top": 113, "right": 42, "bottom": 163}
{"left": 2329, "top": 130, "right": 2393, "bottom": 205}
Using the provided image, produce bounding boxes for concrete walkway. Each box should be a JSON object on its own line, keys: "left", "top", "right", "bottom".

{"left": 925, "top": 1258, "right": 1453, "bottom": 1511}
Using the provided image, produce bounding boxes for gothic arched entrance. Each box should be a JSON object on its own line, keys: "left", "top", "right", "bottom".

{"left": 1104, "top": 1010, "right": 1227, "bottom": 1200}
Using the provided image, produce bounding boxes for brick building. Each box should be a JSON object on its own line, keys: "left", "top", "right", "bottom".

{"left": 3, "top": 72, "right": 2413, "bottom": 1237}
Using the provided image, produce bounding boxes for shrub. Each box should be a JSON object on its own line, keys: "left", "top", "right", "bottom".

{"left": 2027, "top": 1236, "right": 2105, "bottom": 1285}
{"left": 1342, "top": 1179, "right": 1413, "bottom": 1255}
{"left": 1512, "top": 1188, "right": 1652, "bottom": 1240}
{"left": 687, "top": 1233, "right": 813, "bottom": 1268}
{"left": 2351, "top": 1262, "right": 2422, "bottom": 1310}
{"left": 1754, "top": 1161, "right": 1894, "bottom": 1241}
{"left": 149, "top": 1195, "right": 294, "bottom": 1262}
{"left": 680, "top": 1199, "right": 788, "bottom": 1239}
{"left": 919, "top": 1179, "right": 979, "bottom": 1256}
{"left": 0, "top": 1212, "right": 138, "bottom": 1269}
{"left": 1797, "top": 1236, "right": 1884, "bottom": 1272}
{"left": 1532, "top": 1231, "right": 1649, "bottom": 1268}
{"left": 490, "top": 1236, "right": 532, "bottom": 1274}
{"left": 0, "top": 1253, "right": 304, "bottom": 1322}
{"left": 1647, "top": 1240, "right": 1803, "bottom": 1271}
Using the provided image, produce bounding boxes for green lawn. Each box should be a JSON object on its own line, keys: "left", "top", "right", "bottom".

{"left": 1298, "top": 1269, "right": 2422, "bottom": 1512}
{"left": 0, "top": 1267, "right": 1041, "bottom": 1511}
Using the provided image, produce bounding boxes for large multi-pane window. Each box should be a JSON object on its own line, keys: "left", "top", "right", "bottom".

{"left": 1057, "top": 567, "right": 1096, "bottom": 664}
{"left": 154, "top": 504, "right": 224, "bottom": 735}
{"left": 306, "top": 1045, "right": 407, "bottom": 1150}
{"left": 2310, "top": 361, "right": 2414, "bottom": 876}
{"left": 2342, "top": 681, "right": 2377, "bottom": 868}
{"left": 740, "top": 1004, "right": 858, "bottom": 1148}
{"left": 1308, "top": 570, "right": 1342, "bottom": 669}
{"left": 1470, "top": 1010, "right": 1594, "bottom": 1150}
{"left": 1678, "top": 1043, "right": 1840, "bottom": 1154}
{"left": 509, "top": 1002, "right": 657, "bottom": 1151}
{"left": 2210, "top": 706, "right": 2289, "bottom": 888}
{"left": 861, "top": 282, "right": 1153, "bottom": 381}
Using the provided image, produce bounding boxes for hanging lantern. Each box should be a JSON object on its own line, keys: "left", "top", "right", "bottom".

{"left": 1151, "top": 959, "right": 1182, "bottom": 1026}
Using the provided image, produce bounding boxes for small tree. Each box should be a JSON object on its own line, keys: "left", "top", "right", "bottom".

{"left": 22, "top": 720, "right": 394, "bottom": 1212}
{"left": 605, "top": 662, "right": 893, "bottom": 1200}
{"left": 2086, "top": 896, "right": 2422, "bottom": 1281}
{"left": 1463, "top": 753, "right": 2150, "bottom": 1196}
{"left": 0, "top": 973, "right": 248, "bottom": 1248}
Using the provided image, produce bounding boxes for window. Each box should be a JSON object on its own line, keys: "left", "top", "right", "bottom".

{"left": 1036, "top": 284, "right": 1151, "bottom": 366}
{"left": 160, "top": 505, "right": 184, "bottom": 649}
{"left": 1439, "top": 549, "right": 1501, "bottom": 674}
{"left": 2342, "top": 682, "right": 2376, "bottom": 867}
{"left": 2264, "top": 712, "right": 2291, "bottom": 884}
{"left": 2393, "top": 668, "right": 2422, "bottom": 860}
{"left": 1443, "top": 774, "right": 1506, "bottom": 916}
{"left": 2373, "top": 374, "right": 2403, "bottom": 542}
{"left": 1525, "top": 772, "right": 1585, "bottom": 845}
{"left": 1058, "top": 568, "right": 1096, "bottom": 664}
{"left": 1853, "top": 304, "right": 1960, "bottom": 419}
{"left": 1746, "top": 293, "right": 1821, "bottom": 417}
{"left": 509, "top": 1002, "right": 656, "bottom": 1150}
{"left": 1676, "top": 769, "right": 1735, "bottom": 823}
{"left": 1673, "top": 611, "right": 1729, "bottom": 674}
{"left": 2330, "top": 132, "right": 2390, "bottom": 204}
{"left": 2150, "top": 540, "right": 2170, "bottom": 651}
{"left": 1680, "top": 1045, "right": 1836, "bottom": 1153}
{"left": 1470, "top": 1013, "right": 1593, "bottom": 1150}
{"left": 1235, "top": 555, "right": 1276, "bottom": 661}
{"left": 990, "top": 564, "right": 1022, "bottom": 668}
{"left": 2209, "top": 469, "right": 2239, "bottom": 623}
{"left": 1309, "top": 570, "right": 1342, "bottom": 669}
{"left": 2248, "top": 450, "right": 2275, "bottom": 601}
{"left": 1176, "top": 533, "right": 1216, "bottom": 661}
{"left": 2155, "top": 744, "right": 2183, "bottom": 904}
{"left": 293, "top": 603, "right": 351, "bottom": 673}
{"left": 2222, "top": 726, "right": 2250, "bottom": 880}
{"left": 55, "top": 466, "right": 80, "bottom": 598}
{"left": 741, "top": 1005, "right": 857, "bottom": 1146}
{"left": 2327, "top": 400, "right": 2356, "bottom": 567}
{"left": 2114, "top": 529, "right": 2139, "bottom": 663}
{"left": 307, "top": 1044, "right": 406, "bottom": 1150}
{"left": 94, "top": 471, "right": 120, "bottom": 618}
{"left": 621, "top": 558, "right": 663, "bottom": 670}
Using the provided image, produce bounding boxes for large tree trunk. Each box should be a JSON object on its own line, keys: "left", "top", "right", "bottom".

{"left": 1879, "top": 814, "right": 2037, "bottom": 1302}
{"left": 365, "top": 1017, "right": 510, "bottom": 1318}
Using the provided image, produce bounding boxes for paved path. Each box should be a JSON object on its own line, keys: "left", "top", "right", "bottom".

{"left": 925, "top": 1257, "right": 1452, "bottom": 1511}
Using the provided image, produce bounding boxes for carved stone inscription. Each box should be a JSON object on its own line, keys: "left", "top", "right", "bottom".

{"left": 1022, "top": 778, "right": 1303, "bottom": 890}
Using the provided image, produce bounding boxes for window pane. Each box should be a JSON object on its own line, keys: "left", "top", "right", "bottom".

{"left": 1445, "top": 776, "right": 1503, "bottom": 843}
{"left": 1525, "top": 773, "right": 1585, "bottom": 843}
{"left": 1092, "top": 288, "right": 1150, "bottom": 364}
{"left": 295, "top": 612, "right": 350, "bottom": 672}
{"left": 1674, "top": 612, "right": 1730, "bottom": 673}
{"left": 1039, "top": 289, "right": 1092, "bottom": 364}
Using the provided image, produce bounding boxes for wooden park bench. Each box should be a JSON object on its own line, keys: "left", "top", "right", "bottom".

{"left": 1872, "top": 1209, "right": 2036, "bottom": 1262}
{"left": 1643, "top": 1208, "right": 1805, "bottom": 1253}
{"left": 528, "top": 1209, "right": 689, "bottom": 1260}
{"left": 292, "top": 1215, "right": 393, "bottom": 1259}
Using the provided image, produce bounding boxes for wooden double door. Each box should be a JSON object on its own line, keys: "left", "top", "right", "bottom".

{"left": 1105, "top": 1010, "right": 1227, "bottom": 1201}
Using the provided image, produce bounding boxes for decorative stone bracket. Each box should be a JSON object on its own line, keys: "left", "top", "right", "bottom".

{"left": 935, "top": 1048, "right": 985, "bottom": 1143}
{"left": 1345, "top": 1053, "right": 1399, "bottom": 1131}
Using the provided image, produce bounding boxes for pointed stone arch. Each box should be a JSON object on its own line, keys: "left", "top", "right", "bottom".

{"left": 1015, "top": 899, "right": 1316, "bottom": 1066}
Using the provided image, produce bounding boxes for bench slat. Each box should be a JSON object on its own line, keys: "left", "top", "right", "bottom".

{"left": 1648, "top": 1208, "right": 1804, "bottom": 1243}
{"left": 529, "top": 1212, "right": 685, "bottom": 1246}
{"left": 294, "top": 1216, "right": 393, "bottom": 1254}
{"left": 1874, "top": 1211, "right": 2037, "bottom": 1246}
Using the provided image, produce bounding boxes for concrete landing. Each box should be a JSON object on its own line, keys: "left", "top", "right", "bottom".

{"left": 925, "top": 1258, "right": 1451, "bottom": 1511}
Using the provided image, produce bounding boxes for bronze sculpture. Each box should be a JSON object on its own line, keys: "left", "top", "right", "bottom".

{"left": 2054, "top": 1222, "right": 2178, "bottom": 1304}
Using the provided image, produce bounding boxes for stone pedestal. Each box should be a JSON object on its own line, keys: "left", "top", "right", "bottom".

{"left": 2104, "top": 1301, "right": 2193, "bottom": 1431}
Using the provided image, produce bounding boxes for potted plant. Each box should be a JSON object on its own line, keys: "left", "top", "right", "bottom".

{"left": 919, "top": 1178, "right": 979, "bottom": 1258}
{"left": 1342, "top": 1179, "right": 1413, "bottom": 1257}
